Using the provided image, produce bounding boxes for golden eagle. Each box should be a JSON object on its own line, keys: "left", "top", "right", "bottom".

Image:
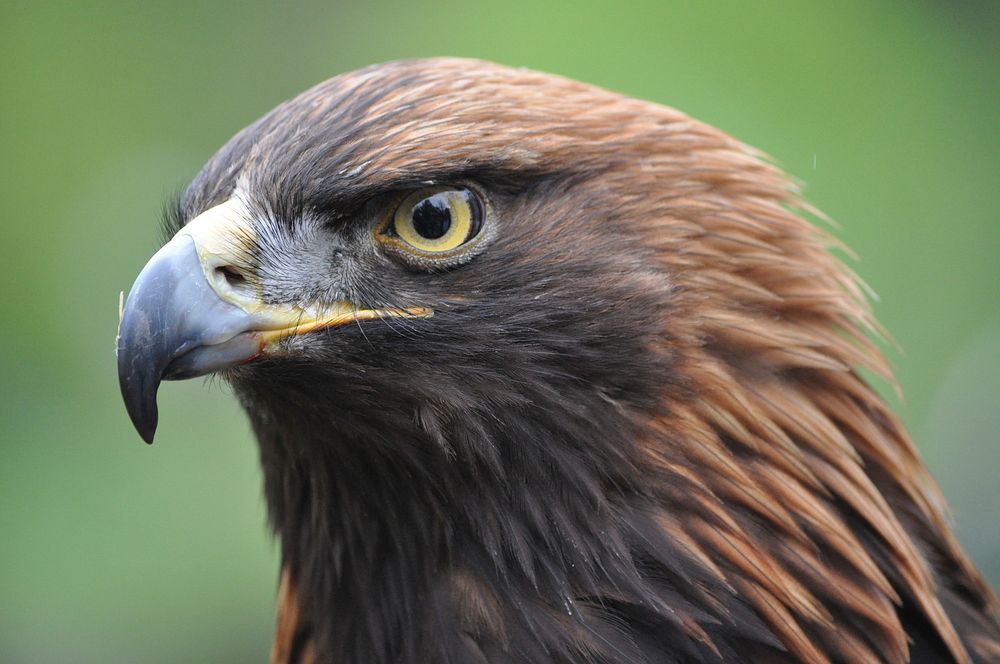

{"left": 117, "top": 59, "right": 1000, "bottom": 663}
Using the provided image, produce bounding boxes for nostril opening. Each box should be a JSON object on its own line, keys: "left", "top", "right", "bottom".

{"left": 216, "top": 265, "right": 247, "bottom": 289}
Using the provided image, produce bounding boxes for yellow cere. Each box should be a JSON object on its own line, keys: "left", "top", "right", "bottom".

{"left": 175, "top": 198, "right": 269, "bottom": 311}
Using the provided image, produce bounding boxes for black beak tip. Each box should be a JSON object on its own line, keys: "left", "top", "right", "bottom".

{"left": 135, "top": 413, "right": 158, "bottom": 445}
{"left": 119, "top": 367, "right": 160, "bottom": 445}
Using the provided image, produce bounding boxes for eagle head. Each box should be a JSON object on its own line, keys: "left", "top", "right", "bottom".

{"left": 116, "top": 59, "right": 999, "bottom": 664}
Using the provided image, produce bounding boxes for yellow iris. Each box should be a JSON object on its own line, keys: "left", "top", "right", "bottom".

{"left": 392, "top": 189, "right": 475, "bottom": 253}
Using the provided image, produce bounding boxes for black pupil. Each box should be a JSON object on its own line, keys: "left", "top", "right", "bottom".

{"left": 411, "top": 196, "right": 453, "bottom": 240}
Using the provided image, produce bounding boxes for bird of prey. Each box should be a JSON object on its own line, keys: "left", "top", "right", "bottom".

{"left": 116, "top": 58, "right": 999, "bottom": 663}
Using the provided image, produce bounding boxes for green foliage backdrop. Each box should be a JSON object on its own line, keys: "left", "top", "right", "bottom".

{"left": 1, "top": 2, "right": 997, "bottom": 662}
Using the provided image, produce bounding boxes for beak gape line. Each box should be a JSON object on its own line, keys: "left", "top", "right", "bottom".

{"left": 116, "top": 199, "right": 431, "bottom": 444}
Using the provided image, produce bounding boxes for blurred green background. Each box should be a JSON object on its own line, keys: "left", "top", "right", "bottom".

{"left": 1, "top": 1, "right": 998, "bottom": 662}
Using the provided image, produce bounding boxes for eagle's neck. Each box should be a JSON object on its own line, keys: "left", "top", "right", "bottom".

{"left": 234, "top": 329, "right": 997, "bottom": 664}
{"left": 241, "top": 379, "right": 665, "bottom": 664}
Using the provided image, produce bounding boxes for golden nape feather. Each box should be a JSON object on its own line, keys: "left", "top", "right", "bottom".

{"left": 627, "top": 118, "right": 998, "bottom": 662}
{"left": 116, "top": 59, "right": 1000, "bottom": 663}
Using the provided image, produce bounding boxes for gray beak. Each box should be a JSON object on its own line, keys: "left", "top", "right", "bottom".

{"left": 116, "top": 234, "right": 264, "bottom": 443}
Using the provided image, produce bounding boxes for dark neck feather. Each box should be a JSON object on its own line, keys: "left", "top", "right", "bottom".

{"left": 236, "top": 361, "right": 715, "bottom": 664}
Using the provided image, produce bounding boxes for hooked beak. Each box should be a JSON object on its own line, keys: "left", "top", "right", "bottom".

{"left": 116, "top": 199, "right": 430, "bottom": 444}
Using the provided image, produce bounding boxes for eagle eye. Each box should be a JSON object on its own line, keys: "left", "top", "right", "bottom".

{"left": 376, "top": 187, "right": 485, "bottom": 262}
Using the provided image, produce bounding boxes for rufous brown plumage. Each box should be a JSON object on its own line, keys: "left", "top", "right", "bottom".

{"left": 117, "top": 58, "right": 1000, "bottom": 663}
